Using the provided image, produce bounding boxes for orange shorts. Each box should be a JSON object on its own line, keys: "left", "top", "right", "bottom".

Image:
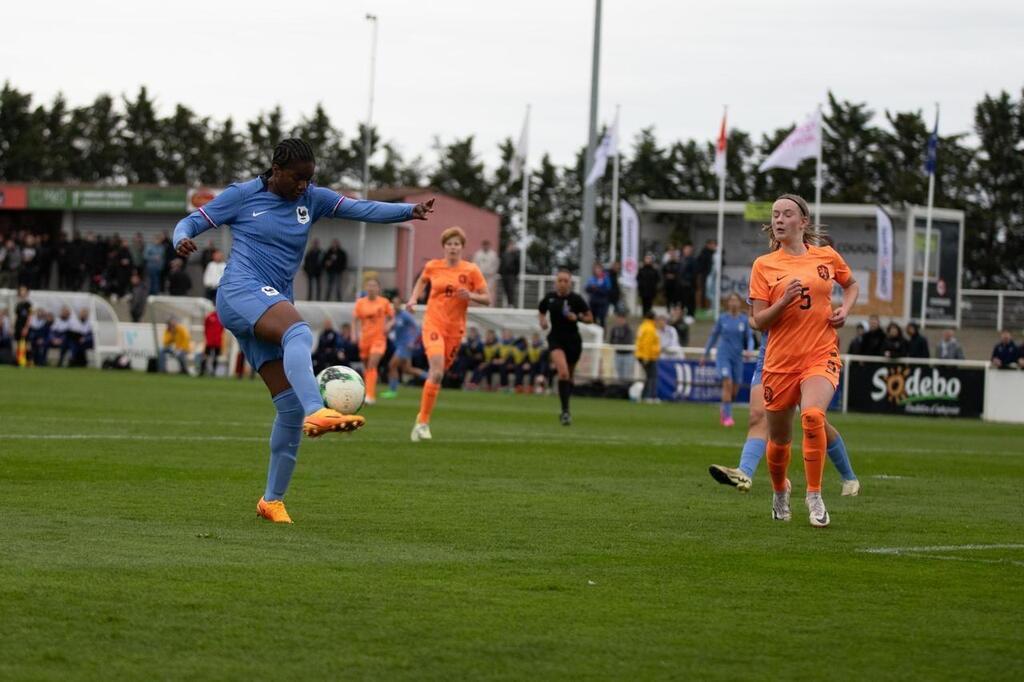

{"left": 422, "top": 324, "right": 462, "bottom": 370}
{"left": 761, "top": 354, "right": 841, "bottom": 412}
{"left": 359, "top": 336, "right": 387, "bottom": 360}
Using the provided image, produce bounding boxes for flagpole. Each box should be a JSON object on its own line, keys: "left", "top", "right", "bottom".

{"left": 813, "top": 104, "right": 823, "bottom": 225}
{"left": 610, "top": 104, "right": 620, "bottom": 265}
{"left": 920, "top": 103, "right": 939, "bottom": 330}
{"left": 356, "top": 13, "right": 378, "bottom": 299}
{"left": 518, "top": 105, "right": 530, "bottom": 309}
{"left": 714, "top": 105, "right": 727, "bottom": 321}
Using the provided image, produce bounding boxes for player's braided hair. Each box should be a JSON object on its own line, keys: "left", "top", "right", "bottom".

{"left": 761, "top": 193, "right": 828, "bottom": 250}
{"left": 261, "top": 138, "right": 315, "bottom": 179}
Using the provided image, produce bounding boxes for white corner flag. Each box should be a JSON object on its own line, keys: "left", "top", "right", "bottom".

{"left": 585, "top": 112, "right": 619, "bottom": 187}
{"left": 713, "top": 109, "right": 728, "bottom": 178}
{"left": 759, "top": 109, "right": 822, "bottom": 172}
{"left": 508, "top": 107, "right": 530, "bottom": 184}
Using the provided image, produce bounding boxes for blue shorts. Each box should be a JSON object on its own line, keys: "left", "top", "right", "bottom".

{"left": 216, "top": 279, "right": 290, "bottom": 371}
{"left": 716, "top": 352, "right": 744, "bottom": 385}
{"left": 393, "top": 337, "right": 417, "bottom": 361}
{"left": 751, "top": 344, "right": 766, "bottom": 387}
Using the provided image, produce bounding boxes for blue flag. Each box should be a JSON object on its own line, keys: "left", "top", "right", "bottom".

{"left": 924, "top": 112, "right": 939, "bottom": 175}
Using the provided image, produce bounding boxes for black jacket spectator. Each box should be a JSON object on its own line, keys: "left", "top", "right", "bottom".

{"left": 861, "top": 317, "right": 886, "bottom": 356}
{"left": 168, "top": 260, "right": 192, "bottom": 296}
{"left": 905, "top": 323, "right": 930, "bottom": 358}
{"left": 323, "top": 240, "right": 347, "bottom": 301}
{"left": 847, "top": 324, "right": 866, "bottom": 354}
{"left": 304, "top": 239, "right": 324, "bottom": 301}
{"left": 991, "top": 332, "right": 1020, "bottom": 369}
{"left": 636, "top": 256, "right": 660, "bottom": 315}
{"left": 882, "top": 323, "right": 907, "bottom": 358}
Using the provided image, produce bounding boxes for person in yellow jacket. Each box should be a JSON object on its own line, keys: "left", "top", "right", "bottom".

{"left": 635, "top": 310, "right": 661, "bottom": 403}
{"left": 159, "top": 317, "right": 193, "bottom": 374}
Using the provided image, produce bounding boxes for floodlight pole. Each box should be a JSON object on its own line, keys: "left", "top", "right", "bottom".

{"left": 580, "top": 0, "right": 602, "bottom": 279}
{"left": 356, "top": 13, "right": 378, "bottom": 298}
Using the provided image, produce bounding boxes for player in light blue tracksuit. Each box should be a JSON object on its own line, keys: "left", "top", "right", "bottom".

{"left": 703, "top": 293, "right": 755, "bottom": 426}
{"left": 384, "top": 294, "right": 427, "bottom": 397}
{"left": 172, "top": 138, "right": 434, "bottom": 523}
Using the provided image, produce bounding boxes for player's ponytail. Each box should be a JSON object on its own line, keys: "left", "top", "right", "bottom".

{"left": 260, "top": 138, "right": 316, "bottom": 179}
{"left": 761, "top": 193, "right": 828, "bottom": 251}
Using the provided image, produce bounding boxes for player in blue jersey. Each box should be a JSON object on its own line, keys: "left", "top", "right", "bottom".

{"left": 702, "top": 292, "right": 755, "bottom": 427}
{"left": 382, "top": 293, "right": 427, "bottom": 398}
{"left": 173, "top": 138, "right": 434, "bottom": 523}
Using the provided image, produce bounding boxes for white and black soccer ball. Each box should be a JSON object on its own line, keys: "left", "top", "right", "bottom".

{"left": 316, "top": 365, "right": 366, "bottom": 414}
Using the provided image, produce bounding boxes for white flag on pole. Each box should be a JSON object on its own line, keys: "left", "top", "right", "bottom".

{"left": 759, "top": 109, "right": 822, "bottom": 172}
{"left": 713, "top": 109, "right": 728, "bottom": 178}
{"left": 875, "top": 206, "right": 894, "bottom": 302}
{"left": 585, "top": 113, "right": 619, "bottom": 187}
{"left": 619, "top": 199, "right": 640, "bottom": 289}
{"left": 508, "top": 108, "right": 530, "bottom": 183}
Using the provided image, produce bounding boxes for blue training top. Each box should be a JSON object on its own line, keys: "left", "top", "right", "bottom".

{"left": 390, "top": 308, "right": 420, "bottom": 348}
{"left": 173, "top": 177, "right": 414, "bottom": 298}
{"left": 704, "top": 311, "right": 755, "bottom": 359}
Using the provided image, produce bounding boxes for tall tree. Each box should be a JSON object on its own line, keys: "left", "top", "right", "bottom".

{"left": 122, "top": 86, "right": 161, "bottom": 183}
{"left": 0, "top": 82, "right": 46, "bottom": 181}
{"left": 429, "top": 135, "right": 489, "bottom": 207}
{"left": 161, "top": 104, "right": 210, "bottom": 185}
{"left": 822, "top": 92, "right": 879, "bottom": 202}
{"left": 208, "top": 117, "right": 247, "bottom": 184}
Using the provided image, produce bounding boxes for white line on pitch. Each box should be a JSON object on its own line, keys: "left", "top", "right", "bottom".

{"left": 859, "top": 544, "right": 1024, "bottom": 554}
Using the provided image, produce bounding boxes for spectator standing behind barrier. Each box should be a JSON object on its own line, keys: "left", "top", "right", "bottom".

{"left": 608, "top": 313, "right": 634, "bottom": 380}
{"left": 14, "top": 285, "right": 31, "bottom": 366}
{"left": 585, "top": 262, "right": 612, "bottom": 327}
{"left": 847, "top": 323, "right": 866, "bottom": 354}
{"left": 938, "top": 329, "right": 965, "bottom": 360}
{"left": 199, "top": 239, "right": 217, "bottom": 271}
{"left": 129, "top": 272, "right": 148, "bottom": 323}
{"left": 607, "top": 261, "right": 622, "bottom": 315}
{"left": 861, "top": 314, "right": 886, "bottom": 355}
{"left": 144, "top": 234, "right": 166, "bottom": 295}
{"left": 678, "top": 244, "right": 698, "bottom": 316}
{"left": 313, "top": 319, "right": 342, "bottom": 374}
{"left": 636, "top": 253, "right": 660, "bottom": 316}
{"left": 158, "top": 317, "right": 192, "bottom": 374}
{"left": 661, "top": 247, "right": 681, "bottom": 309}
{"left": 635, "top": 311, "right": 661, "bottom": 403}
{"left": 991, "top": 330, "right": 1020, "bottom": 369}
{"left": 905, "top": 322, "right": 930, "bottom": 358}
{"left": 499, "top": 242, "right": 519, "bottom": 307}
{"left": 669, "top": 304, "right": 690, "bottom": 347}
{"left": 882, "top": 322, "right": 908, "bottom": 358}
{"left": 656, "top": 313, "right": 683, "bottom": 358}
{"left": 198, "top": 310, "right": 224, "bottom": 376}
{"left": 130, "top": 233, "right": 146, "bottom": 276}
{"left": 323, "top": 239, "right": 347, "bottom": 301}
{"left": 338, "top": 322, "right": 360, "bottom": 368}
{"left": 203, "top": 249, "right": 226, "bottom": 302}
{"left": 303, "top": 239, "right": 324, "bottom": 301}
{"left": 472, "top": 240, "right": 500, "bottom": 301}
{"left": 168, "top": 258, "right": 191, "bottom": 296}
{"left": 67, "top": 307, "right": 93, "bottom": 367}
{"left": 695, "top": 239, "right": 717, "bottom": 310}
{"left": 27, "top": 307, "right": 52, "bottom": 366}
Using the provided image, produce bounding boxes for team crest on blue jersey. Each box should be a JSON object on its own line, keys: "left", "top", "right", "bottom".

{"left": 296, "top": 206, "right": 310, "bottom": 224}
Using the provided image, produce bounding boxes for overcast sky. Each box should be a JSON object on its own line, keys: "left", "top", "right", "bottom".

{"left": 4, "top": 0, "right": 1022, "bottom": 170}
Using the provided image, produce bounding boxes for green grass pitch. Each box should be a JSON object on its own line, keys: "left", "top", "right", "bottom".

{"left": 2, "top": 367, "right": 1022, "bottom": 680}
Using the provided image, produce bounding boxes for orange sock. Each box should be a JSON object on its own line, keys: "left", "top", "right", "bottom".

{"left": 416, "top": 380, "right": 441, "bottom": 424}
{"left": 365, "top": 368, "right": 378, "bottom": 400}
{"left": 766, "top": 440, "right": 791, "bottom": 493}
{"left": 801, "top": 407, "right": 826, "bottom": 493}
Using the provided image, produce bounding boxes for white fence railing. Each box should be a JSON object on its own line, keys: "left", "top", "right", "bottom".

{"left": 961, "top": 289, "right": 1024, "bottom": 330}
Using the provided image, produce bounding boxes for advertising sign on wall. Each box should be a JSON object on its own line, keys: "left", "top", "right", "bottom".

{"left": 846, "top": 360, "right": 984, "bottom": 418}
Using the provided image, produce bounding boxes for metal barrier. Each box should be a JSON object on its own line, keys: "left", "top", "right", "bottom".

{"left": 961, "top": 289, "right": 1024, "bottom": 330}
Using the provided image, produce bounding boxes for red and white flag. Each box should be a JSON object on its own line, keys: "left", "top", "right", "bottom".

{"left": 713, "top": 110, "right": 727, "bottom": 178}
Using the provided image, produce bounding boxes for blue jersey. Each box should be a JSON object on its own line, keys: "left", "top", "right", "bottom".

{"left": 391, "top": 308, "right": 420, "bottom": 348}
{"left": 172, "top": 177, "right": 414, "bottom": 298}
{"left": 704, "top": 312, "right": 754, "bottom": 359}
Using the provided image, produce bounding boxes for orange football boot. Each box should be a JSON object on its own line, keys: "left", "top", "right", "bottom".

{"left": 257, "top": 497, "right": 293, "bottom": 524}
{"left": 302, "top": 407, "right": 366, "bottom": 438}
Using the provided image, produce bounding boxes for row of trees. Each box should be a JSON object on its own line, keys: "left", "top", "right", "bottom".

{"left": 1, "top": 83, "right": 1021, "bottom": 286}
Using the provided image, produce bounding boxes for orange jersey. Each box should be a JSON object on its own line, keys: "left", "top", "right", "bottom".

{"left": 421, "top": 259, "right": 486, "bottom": 335}
{"left": 354, "top": 295, "right": 393, "bottom": 343}
{"left": 749, "top": 245, "right": 852, "bottom": 374}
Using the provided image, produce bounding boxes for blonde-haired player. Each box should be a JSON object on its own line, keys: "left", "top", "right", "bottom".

{"left": 353, "top": 277, "right": 393, "bottom": 404}
{"left": 406, "top": 227, "right": 491, "bottom": 441}
{"left": 748, "top": 194, "right": 859, "bottom": 527}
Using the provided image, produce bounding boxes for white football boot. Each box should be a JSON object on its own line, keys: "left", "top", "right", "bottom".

{"left": 806, "top": 492, "right": 831, "bottom": 528}
{"left": 771, "top": 478, "right": 792, "bottom": 521}
{"left": 841, "top": 478, "right": 861, "bottom": 497}
{"left": 410, "top": 422, "right": 432, "bottom": 442}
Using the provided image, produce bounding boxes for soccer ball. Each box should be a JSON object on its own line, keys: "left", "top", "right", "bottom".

{"left": 316, "top": 365, "right": 366, "bottom": 414}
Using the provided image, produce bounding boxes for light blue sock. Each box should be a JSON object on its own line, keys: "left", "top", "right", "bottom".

{"left": 737, "top": 438, "right": 766, "bottom": 478}
{"left": 281, "top": 322, "right": 324, "bottom": 415}
{"left": 264, "top": 388, "right": 303, "bottom": 501}
{"left": 827, "top": 434, "right": 856, "bottom": 481}
{"left": 722, "top": 402, "right": 733, "bottom": 419}
{"left": 389, "top": 377, "right": 399, "bottom": 391}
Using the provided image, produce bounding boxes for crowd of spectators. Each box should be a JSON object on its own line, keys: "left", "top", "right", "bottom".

{"left": 847, "top": 315, "right": 936, "bottom": 359}
{"left": 2, "top": 285, "right": 95, "bottom": 367}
